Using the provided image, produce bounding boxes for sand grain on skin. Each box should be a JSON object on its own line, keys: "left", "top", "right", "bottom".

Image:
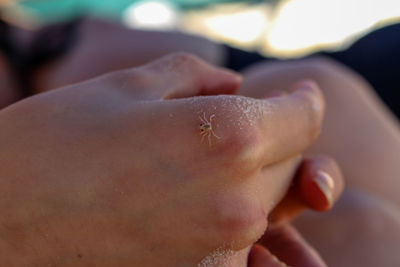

{"left": 189, "top": 95, "right": 275, "bottom": 133}
{"left": 198, "top": 245, "right": 235, "bottom": 267}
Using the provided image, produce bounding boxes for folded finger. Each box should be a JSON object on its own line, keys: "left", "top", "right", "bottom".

{"left": 119, "top": 52, "right": 242, "bottom": 100}
{"left": 259, "top": 80, "right": 325, "bottom": 164}
{"left": 248, "top": 244, "right": 287, "bottom": 267}
{"left": 258, "top": 224, "right": 327, "bottom": 267}
{"left": 269, "top": 155, "right": 344, "bottom": 224}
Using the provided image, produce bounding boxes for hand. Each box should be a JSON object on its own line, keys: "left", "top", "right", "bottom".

{"left": 239, "top": 57, "right": 400, "bottom": 266}
{"left": 0, "top": 53, "right": 325, "bottom": 266}
{"left": 249, "top": 155, "right": 344, "bottom": 267}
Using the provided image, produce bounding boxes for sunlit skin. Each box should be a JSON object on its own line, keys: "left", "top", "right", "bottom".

{"left": 240, "top": 57, "right": 400, "bottom": 266}
{"left": 30, "top": 19, "right": 395, "bottom": 266}
{"left": 0, "top": 53, "right": 337, "bottom": 266}
{"left": 3, "top": 17, "right": 398, "bottom": 265}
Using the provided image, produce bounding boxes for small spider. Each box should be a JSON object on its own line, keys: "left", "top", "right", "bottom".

{"left": 199, "top": 112, "right": 220, "bottom": 146}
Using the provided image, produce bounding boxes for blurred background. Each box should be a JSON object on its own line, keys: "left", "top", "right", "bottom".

{"left": 1, "top": 0, "right": 400, "bottom": 58}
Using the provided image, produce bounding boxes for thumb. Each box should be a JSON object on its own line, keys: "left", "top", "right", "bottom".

{"left": 268, "top": 155, "right": 344, "bottom": 224}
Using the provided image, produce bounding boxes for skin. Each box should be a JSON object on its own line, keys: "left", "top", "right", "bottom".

{"left": 0, "top": 53, "right": 329, "bottom": 266}
{"left": 250, "top": 155, "right": 344, "bottom": 267}
{"left": 240, "top": 57, "right": 400, "bottom": 205}
{"left": 11, "top": 17, "right": 398, "bottom": 265}
{"left": 8, "top": 17, "right": 393, "bottom": 265}
{"left": 239, "top": 57, "right": 400, "bottom": 266}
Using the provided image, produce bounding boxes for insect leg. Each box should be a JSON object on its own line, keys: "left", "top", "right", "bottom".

{"left": 199, "top": 116, "right": 207, "bottom": 125}
{"left": 200, "top": 131, "right": 207, "bottom": 143}
{"left": 209, "top": 114, "right": 215, "bottom": 123}
{"left": 203, "top": 112, "right": 209, "bottom": 124}
{"left": 211, "top": 130, "right": 221, "bottom": 139}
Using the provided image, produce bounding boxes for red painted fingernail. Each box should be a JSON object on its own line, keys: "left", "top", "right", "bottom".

{"left": 314, "top": 171, "right": 334, "bottom": 208}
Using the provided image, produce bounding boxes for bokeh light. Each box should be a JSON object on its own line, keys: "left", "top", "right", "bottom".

{"left": 3, "top": 0, "right": 400, "bottom": 57}
{"left": 122, "top": 0, "right": 179, "bottom": 30}
{"left": 183, "top": 4, "right": 271, "bottom": 46}
{"left": 265, "top": 0, "right": 400, "bottom": 56}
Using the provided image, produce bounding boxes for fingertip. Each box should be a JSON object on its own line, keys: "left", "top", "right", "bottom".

{"left": 314, "top": 171, "right": 335, "bottom": 209}
{"left": 260, "top": 80, "right": 325, "bottom": 164}
{"left": 301, "top": 173, "right": 333, "bottom": 212}
{"left": 299, "top": 156, "right": 344, "bottom": 212}
{"left": 290, "top": 79, "right": 325, "bottom": 113}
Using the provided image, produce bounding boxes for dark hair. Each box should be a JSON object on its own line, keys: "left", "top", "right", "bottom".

{"left": 0, "top": 15, "right": 82, "bottom": 97}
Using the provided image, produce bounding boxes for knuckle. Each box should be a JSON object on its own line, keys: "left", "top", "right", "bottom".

{"left": 194, "top": 96, "right": 264, "bottom": 173}
{"left": 213, "top": 103, "right": 264, "bottom": 172}
{"left": 222, "top": 128, "right": 261, "bottom": 170}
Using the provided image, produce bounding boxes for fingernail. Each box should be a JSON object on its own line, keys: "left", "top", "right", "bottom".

{"left": 314, "top": 170, "right": 334, "bottom": 207}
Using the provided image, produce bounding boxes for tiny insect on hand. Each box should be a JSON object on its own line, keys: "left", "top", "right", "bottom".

{"left": 199, "top": 112, "right": 220, "bottom": 146}
{"left": 0, "top": 53, "right": 326, "bottom": 266}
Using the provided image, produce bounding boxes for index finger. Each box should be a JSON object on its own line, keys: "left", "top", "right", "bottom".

{"left": 258, "top": 80, "right": 325, "bottom": 164}
{"left": 144, "top": 80, "right": 324, "bottom": 171}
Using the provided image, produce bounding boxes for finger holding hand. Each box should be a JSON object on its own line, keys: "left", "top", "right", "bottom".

{"left": 111, "top": 52, "right": 242, "bottom": 100}
{"left": 101, "top": 56, "right": 328, "bottom": 258}
{"left": 124, "top": 81, "right": 327, "bottom": 253}
{"left": 268, "top": 155, "right": 344, "bottom": 224}
{"left": 0, "top": 53, "right": 331, "bottom": 266}
{"left": 251, "top": 224, "right": 328, "bottom": 267}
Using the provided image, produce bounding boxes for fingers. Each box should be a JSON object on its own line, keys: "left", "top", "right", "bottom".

{"left": 248, "top": 244, "right": 287, "bottom": 267}
{"left": 298, "top": 155, "right": 344, "bottom": 211}
{"left": 268, "top": 155, "right": 344, "bottom": 224}
{"left": 257, "top": 156, "right": 302, "bottom": 215}
{"left": 259, "top": 80, "right": 325, "bottom": 164}
{"left": 146, "top": 80, "right": 324, "bottom": 177}
{"left": 115, "top": 54, "right": 324, "bottom": 168}
{"left": 116, "top": 51, "right": 323, "bottom": 168}
{"left": 119, "top": 52, "right": 242, "bottom": 100}
{"left": 257, "top": 224, "right": 327, "bottom": 267}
